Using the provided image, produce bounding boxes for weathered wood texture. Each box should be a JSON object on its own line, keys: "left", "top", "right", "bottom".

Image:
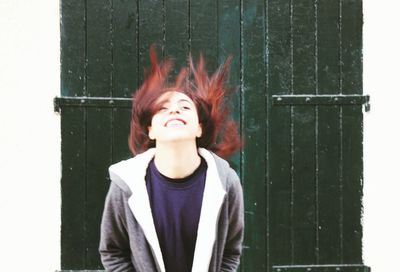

{"left": 59, "top": 0, "right": 368, "bottom": 270}
{"left": 241, "top": 0, "right": 267, "bottom": 270}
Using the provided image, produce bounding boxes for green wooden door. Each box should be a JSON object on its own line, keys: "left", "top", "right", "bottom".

{"left": 57, "top": 0, "right": 370, "bottom": 271}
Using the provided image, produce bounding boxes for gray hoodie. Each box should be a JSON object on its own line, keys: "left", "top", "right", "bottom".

{"left": 99, "top": 148, "right": 244, "bottom": 272}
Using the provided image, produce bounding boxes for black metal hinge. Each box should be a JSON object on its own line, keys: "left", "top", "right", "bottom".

{"left": 54, "top": 96, "right": 132, "bottom": 113}
{"left": 272, "top": 94, "right": 370, "bottom": 112}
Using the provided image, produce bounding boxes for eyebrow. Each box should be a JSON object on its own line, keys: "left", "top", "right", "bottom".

{"left": 158, "top": 98, "right": 193, "bottom": 105}
{"left": 177, "top": 99, "right": 193, "bottom": 104}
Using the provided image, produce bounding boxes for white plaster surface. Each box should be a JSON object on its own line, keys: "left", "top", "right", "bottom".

{"left": 0, "top": 0, "right": 398, "bottom": 270}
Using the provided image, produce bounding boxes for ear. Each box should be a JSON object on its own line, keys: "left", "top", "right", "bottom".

{"left": 148, "top": 126, "right": 155, "bottom": 140}
{"left": 196, "top": 124, "right": 203, "bottom": 138}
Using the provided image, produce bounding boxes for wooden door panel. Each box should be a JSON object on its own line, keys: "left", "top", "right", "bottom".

{"left": 58, "top": 0, "right": 369, "bottom": 270}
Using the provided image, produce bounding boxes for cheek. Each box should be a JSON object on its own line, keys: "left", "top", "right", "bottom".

{"left": 148, "top": 115, "right": 161, "bottom": 135}
{"left": 151, "top": 114, "right": 163, "bottom": 126}
{"left": 190, "top": 108, "right": 200, "bottom": 122}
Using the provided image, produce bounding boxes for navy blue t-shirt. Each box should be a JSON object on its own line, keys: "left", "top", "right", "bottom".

{"left": 145, "top": 157, "right": 207, "bottom": 272}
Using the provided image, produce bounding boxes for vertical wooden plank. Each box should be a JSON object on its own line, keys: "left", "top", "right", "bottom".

{"left": 87, "top": 0, "right": 113, "bottom": 98}
{"left": 218, "top": 0, "right": 241, "bottom": 173}
{"left": 61, "top": 108, "right": 86, "bottom": 269}
{"left": 242, "top": 0, "right": 266, "bottom": 270}
{"left": 341, "top": 0, "right": 363, "bottom": 264}
{"left": 218, "top": 0, "right": 240, "bottom": 67}
{"left": 218, "top": 0, "right": 241, "bottom": 268}
{"left": 165, "top": 0, "right": 189, "bottom": 76}
{"left": 60, "top": 0, "right": 86, "bottom": 97}
{"left": 112, "top": 0, "right": 137, "bottom": 205}
{"left": 341, "top": 106, "right": 363, "bottom": 264}
{"left": 85, "top": 1, "right": 113, "bottom": 267}
{"left": 114, "top": 0, "right": 138, "bottom": 97}
{"left": 268, "top": 0, "right": 292, "bottom": 268}
{"left": 190, "top": 0, "right": 218, "bottom": 71}
{"left": 112, "top": 108, "right": 132, "bottom": 163}
{"left": 138, "top": 0, "right": 164, "bottom": 83}
{"left": 317, "top": 0, "right": 342, "bottom": 264}
{"left": 341, "top": 0, "right": 363, "bottom": 96}
{"left": 86, "top": 108, "right": 113, "bottom": 269}
{"left": 291, "top": 0, "right": 317, "bottom": 265}
{"left": 60, "top": 0, "right": 86, "bottom": 269}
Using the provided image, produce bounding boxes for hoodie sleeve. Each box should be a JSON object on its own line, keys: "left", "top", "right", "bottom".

{"left": 99, "top": 181, "right": 136, "bottom": 272}
{"left": 220, "top": 168, "right": 245, "bottom": 272}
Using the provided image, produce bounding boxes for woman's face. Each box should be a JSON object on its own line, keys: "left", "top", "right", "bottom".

{"left": 148, "top": 91, "right": 202, "bottom": 144}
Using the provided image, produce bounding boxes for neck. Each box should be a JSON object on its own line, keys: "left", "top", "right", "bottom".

{"left": 153, "top": 141, "right": 201, "bottom": 179}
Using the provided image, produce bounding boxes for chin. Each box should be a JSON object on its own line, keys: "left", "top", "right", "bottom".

{"left": 158, "top": 135, "right": 197, "bottom": 144}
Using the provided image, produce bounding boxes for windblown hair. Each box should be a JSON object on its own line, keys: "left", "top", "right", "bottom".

{"left": 128, "top": 47, "right": 242, "bottom": 159}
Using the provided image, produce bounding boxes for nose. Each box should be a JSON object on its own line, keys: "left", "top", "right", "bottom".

{"left": 169, "top": 103, "right": 180, "bottom": 114}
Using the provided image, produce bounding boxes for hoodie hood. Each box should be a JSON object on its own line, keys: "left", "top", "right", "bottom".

{"left": 108, "top": 147, "right": 231, "bottom": 272}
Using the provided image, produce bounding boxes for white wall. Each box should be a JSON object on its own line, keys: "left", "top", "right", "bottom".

{"left": 363, "top": 0, "right": 400, "bottom": 271}
{"left": 0, "top": 0, "right": 60, "bottom": 271}
{"left": 0, "top": 0, "right": 398, "bottom": 271}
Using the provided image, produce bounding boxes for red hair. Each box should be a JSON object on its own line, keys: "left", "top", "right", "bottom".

{"left": 128, "top": 47, "right": 242, "bottom": 159}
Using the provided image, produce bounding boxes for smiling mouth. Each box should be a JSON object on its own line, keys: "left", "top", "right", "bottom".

{"left": 165, "top": 119, "right": 186, "bottom": 127}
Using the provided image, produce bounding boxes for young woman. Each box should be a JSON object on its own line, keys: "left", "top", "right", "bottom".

{"left": 99, "top": 48, "right": 244, "bottom": 272}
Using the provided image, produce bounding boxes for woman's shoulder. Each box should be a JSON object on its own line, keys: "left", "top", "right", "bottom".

{"left": 108, "top": 148, "right": 156, "bottom": 195}
{"left": 203, "top": 149, "right": 241, "bottom": 190}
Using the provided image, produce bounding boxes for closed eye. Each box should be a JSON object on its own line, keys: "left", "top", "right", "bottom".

{"left": 158, "top": 106, "right": 168, "bottom": 112}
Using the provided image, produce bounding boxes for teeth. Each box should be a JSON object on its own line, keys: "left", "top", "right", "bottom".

{"left": 166, "top": 120, "right": 185, "bottom": 126}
